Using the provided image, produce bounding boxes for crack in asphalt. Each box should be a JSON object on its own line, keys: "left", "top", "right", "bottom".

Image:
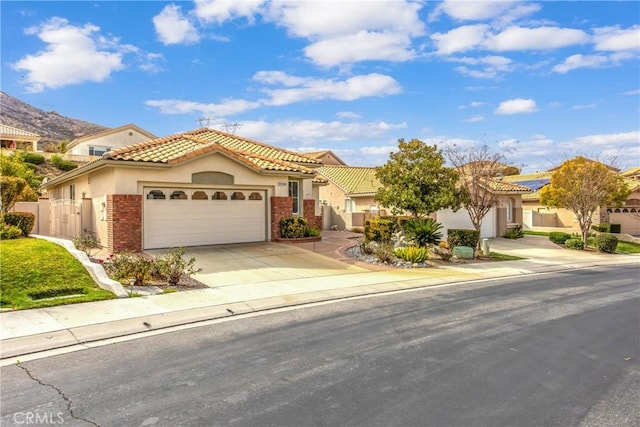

{"left": 16, "top": 361, "right": 100, "bottom": 426}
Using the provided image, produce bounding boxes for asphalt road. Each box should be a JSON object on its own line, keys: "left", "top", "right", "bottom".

{"left": 1, "top": 264, "right": 639, "bottom": 427}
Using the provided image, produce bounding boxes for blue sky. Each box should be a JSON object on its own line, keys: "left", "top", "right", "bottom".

{"left": 2, "top": 0, "right": 639, "bottom": 173}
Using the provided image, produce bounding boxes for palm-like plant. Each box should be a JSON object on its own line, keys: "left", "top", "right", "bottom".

{"left": 403, "top": 218, "right": 443, "bottom": 247}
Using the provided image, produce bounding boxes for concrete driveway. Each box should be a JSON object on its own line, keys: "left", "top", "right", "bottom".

{"left": 149, "top": 241, "right": 368, "bottom": 288}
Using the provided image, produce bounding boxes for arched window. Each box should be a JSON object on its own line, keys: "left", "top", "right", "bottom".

{"left": 147, "top": 190, "right": 166, "bottom": 200}
{"left": 248, "top": 192, "right": 263, "bottom": 200}
{"left": 192, "top": 191, "right": 208, "bottom": 200}
{"left": 506, "top": 198, "right": 514, "bottom": 222}
{"left": 231, "top": 191, "right": 245, "bottom": 200}
{"left": 170, "top": 190, "right": 188, "bottom": 200}
{"left": 212, "top": 191, "right": 227, "bottom": 200}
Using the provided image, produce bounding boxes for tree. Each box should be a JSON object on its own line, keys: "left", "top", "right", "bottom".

{"left": 443, "top": 143, "right": 515, "bottom": 250}
{"left": 0, "top": 176, "right": 29, "bottom": 214}
{"left": 540, "top": 156, "right": 631, "bottom": 249}
{"left": 0, "top": 152, "right": 42, "bottom": 206}
{"left": 375, "top": 138, "right": 464, "bottom": 218}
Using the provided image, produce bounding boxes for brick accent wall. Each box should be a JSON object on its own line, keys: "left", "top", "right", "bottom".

{"left": 271, "top": 196, "right": 293, "bottom": 240}
{"left": 303, "top": 199, "right": 322, "bottom": 229}
{"left": 107, "top": 194, "right": 142, "bottom": 252}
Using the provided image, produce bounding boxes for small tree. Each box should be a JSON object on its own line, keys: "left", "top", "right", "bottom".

{"left": 443, "top": 143, "right": 516, "bottom": 250}
{"left": 0, "top": 152, "right": 42, "bottom": 204}
{"left": 0, "top": 176, "right": 28, "bottom": 214}
{"left": 540, "top": 156, "right": 630, "bottom": 249}
{"left": 375, "top": 138, "right": 465, "bottom": 217}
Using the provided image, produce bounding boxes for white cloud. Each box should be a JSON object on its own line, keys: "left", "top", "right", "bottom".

{"left": 336, "top": 111, "right": 362, "bottom": 120}
{"left": 486, "top": 26, "right": 589, "bottom": 51}
{"left": 255, "top": 72, "right": 402, "bottom": 105}
{"left": 572, "top": 103, "right": 597, "bottom": 110}
{"left": 145, "top": 98, "right": 261, "bottom": 116}
{"left": 304, "top": 31, "right": 415, "bottom": 67}
{"left": 594, "top": 25, "right": 640, "bottom": 52}
{"left": 622, "top": 89, "right": 640, "bottom": 96}
{"left": 571, "top": 131, "right": 640, "bottom": 147}
{"left": 430, "top": 0, "right": 520, "bottom": 22}
{"left": 153, "top": 4, "right": 200, "bottom": 45}
{"left": 13, "top": 17, "right": 126, "bottom": 92}
{"left": 146, "top": 72, "right": 402, "bottom": 116}
{"left": 194, "top": 0, "right": 265, "bottom": 24}
{"left": 458, "top": 101, "right": 487, "bottom": 109}
{"left": 452, "top": 55, "right": 514, "bottom": 79}
{"left": 494, "top": 98, "right": 538, "bottom": 115}
{"left": 464, "top": 115, "right": 485, "bottom": 123}
{"left": 431, "top": 24, "right": 489, "bottom": 55}
{"left": 552, "top": 54, "right": 610, "bottom": 73}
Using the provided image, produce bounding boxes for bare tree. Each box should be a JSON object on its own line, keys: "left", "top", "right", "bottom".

{"left": 443, "top": 144, "right": 518, "bottom": 249}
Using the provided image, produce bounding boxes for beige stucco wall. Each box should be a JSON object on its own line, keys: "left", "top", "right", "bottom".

{"left": 69, "top": 129, "right": 153, "bottom": 156}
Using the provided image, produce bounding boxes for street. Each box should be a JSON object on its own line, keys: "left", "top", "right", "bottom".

{"left": 1, "top": 264, "right": 639, "bottom": 427}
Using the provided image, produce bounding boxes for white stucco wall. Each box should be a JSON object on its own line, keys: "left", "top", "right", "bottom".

{"left": 69, "top": 129, "right": 153, "bottom": 156}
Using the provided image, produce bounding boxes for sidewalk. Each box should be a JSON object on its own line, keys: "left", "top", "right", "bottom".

{"left": 1, "top": 233, "right": 637, "bottom": 360}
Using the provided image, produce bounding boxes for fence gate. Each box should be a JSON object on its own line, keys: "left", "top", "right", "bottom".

{"left": 50, "top": 199, "right": 82, "bottom": 239}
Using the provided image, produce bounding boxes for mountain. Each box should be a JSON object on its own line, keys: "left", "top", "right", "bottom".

{"left": 0, "top": 91, "right": 108, "bottom": 150}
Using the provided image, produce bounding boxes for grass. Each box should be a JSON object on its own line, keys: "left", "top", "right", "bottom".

{"left": 490, "top": 252, "right": 526, "bottom": 261}
{"left": 0, "top": 237, "right": 116, "bottom": 310}
{"left": 524, "top": 230, "right": 640, "bottom": 254}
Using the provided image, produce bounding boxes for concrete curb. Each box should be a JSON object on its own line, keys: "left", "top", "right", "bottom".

{"left": 32, "top": 235, "right": 128, "bottom": 298}
{"left": 2, "top": 257, "right": 637, "bottom": 360}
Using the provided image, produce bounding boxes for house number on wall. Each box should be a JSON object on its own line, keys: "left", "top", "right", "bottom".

{"left": 278, "top": 182, "right": 287, "bottom": 187}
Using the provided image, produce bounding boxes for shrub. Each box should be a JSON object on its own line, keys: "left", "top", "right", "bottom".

{"left": 364, "top": 218, "right": 395, "bottom": 243}
{"left": 374, "top": 242, "right": 395, "bottom": 263}
{"left": 549, "top": 232, "right": 572, "bottom": 245}
{"left": 152, "top": 247, "right": 202, "bottom": 285}
{"left": 0, "top": 223, "right": 23, "bottom": 239}
{"left": 595, "top": 233, "right": 618, "bottom": 254}
{"left": 447, "top": 229, "right": 479, "bottom": 248}
{"left": 101, "top": 249, "right": 153, "bottom": 285}
{"left": 394, "top": 246, "right": 429, "bottom": 263}
{"left": 358, "top": 240, "right": 375, "bottom": 255}
{"left": 350, "top": 227, "right": 364, "bottom": 234}
{"left": 50, "top": 154, "right": 78, "bottom": 171}
{"left": 591, "top": 223, "right": 609, "bottom": 233}
{"left": 2, "top": 212, "right": 35, "bottom": 236}
{"left": 504, "top": 224, "right": 524, "bottom": 239}
{"left": 304, "top": 226, "right": 321, "bottom": 237}
{"left": 73, "top": 230, "right": 101, "bottom": 257}
{"left": 403, "top": 218, "right": 443, "bottom": 247}
{"left": 565, "top": 238, "right": 583, "bottom": 250}
{"left": 22, "top": 152, "right": 45, "bottom": 165}
{"left": 280, "top": 217, "right": 308, "bottom": 238}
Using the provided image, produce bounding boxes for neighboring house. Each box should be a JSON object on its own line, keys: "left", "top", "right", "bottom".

{"left": 316, "top": 165, "right": 384, "bottom": 229}
{"left": 0, "top": 124, "right": 40, "bottom": 151}
{"left": 66, "top": 123, "right": 156, "bottom": 160}
{"left": 304, "top": 150, "right": 347, "bottom": 166}
{"left": 436, "top": 178, "right": 531, "bottom": 239}
{"left": 503, "top": 162, "right": 640, "bottom": 235}
{"left": 41, "top": 128, "right": 324, "bottom": 251}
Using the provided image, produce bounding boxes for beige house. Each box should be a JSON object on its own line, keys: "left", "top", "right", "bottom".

{"left": 66, "top": 123, "right": 156, "bottom": 161}
{"left": 41, "top": 128, "right": 324, "bottom": 251}
{"left": 316, "top": 165, "right": 384, "bottom": 229}
{"left": 0, "top": 124, "right": 40, "bottom": 151}
{"left": 503, "top": 164, "right": 640, "bottom": 235}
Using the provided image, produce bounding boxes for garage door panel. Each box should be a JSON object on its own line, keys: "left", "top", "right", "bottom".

{"left": 144, "top": 189, "right": 266, "bottom": 249}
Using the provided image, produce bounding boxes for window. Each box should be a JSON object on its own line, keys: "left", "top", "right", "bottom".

{"left": 506, "top": 199, "right": 514, "bottom": 222}
{"left": 88, "top": 146, "right": 111, "bottom": 156}
{"left": 344, "top": 198, "right": 355, "bottom": 213}
{"left": 170, "top": 190, "right": 187, "bottom": 200}
{"left": 147, "top": 190, "right": 166, "bottom": 199}
{"left": 69, "top": 184, "right": 76, "bottom": 200}
{"left": 212, "top": 191, "right": 227, "bottom": 200}
{"left": 248, "top": 192, "right": 263, "bottom": 200}
{"left": 192, "top": 191, "right": 208, "bottom": 200}
{"left": 289, "top": 181, "right": 300, "bottom": 215}
{"left": 231, "top": 191, "right": 245, "bottom": 200}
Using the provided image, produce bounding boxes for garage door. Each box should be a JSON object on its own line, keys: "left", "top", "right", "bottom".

{"left": 437, "top": 207, "right": 495, "bottom": 238}
{"left": 144, "top": 188, "right": 266, "bottom": 249}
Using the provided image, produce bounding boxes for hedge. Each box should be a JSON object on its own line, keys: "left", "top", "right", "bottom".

{"left": 549, "top": 232, "right": 571, "bottom": 245}
{"left": 447, "top": 229, "right": 479, "bottom": 248}
{"left": 2, "top": 211, "right": 36, "bottom": 236}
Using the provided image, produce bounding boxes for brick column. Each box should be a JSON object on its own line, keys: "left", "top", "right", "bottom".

{"left": 303, "top": 199, "right": 322, "bottom": 229}
{"left": 271, "top": 196, "right": 292, "bottom": 240}
{"left": 107, "top": 194, "right": 142, "bottom": 252}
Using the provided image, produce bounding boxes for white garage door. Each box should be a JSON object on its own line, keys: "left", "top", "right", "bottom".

{"left": 144, "top": 188, "right": 266, "bottom": 249}
{"left": 437, "top": 207, "right": 496, "bottom": 238}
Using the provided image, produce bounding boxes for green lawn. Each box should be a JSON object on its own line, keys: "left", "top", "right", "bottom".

{"left": 524, "top": 231, "right": 640, "bottom": 254}
{"left": 490, "top": 252, "right": 526, "bottom": 261}
{"left": 0, "top": 238, "right": 116, "bottom": 310}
